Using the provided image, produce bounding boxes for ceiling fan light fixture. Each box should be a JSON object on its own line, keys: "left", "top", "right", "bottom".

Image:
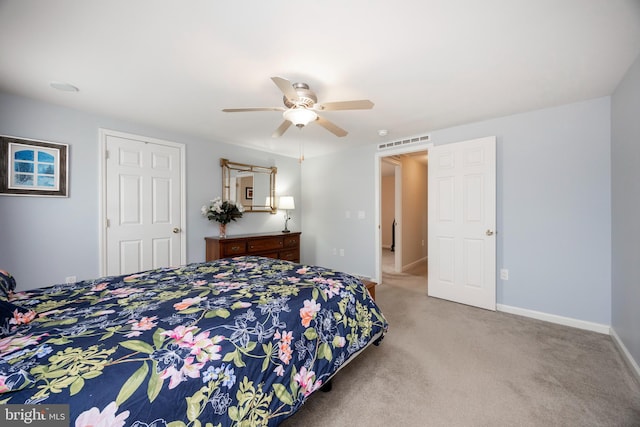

{"left": 223, "top": 77, "right": 372, "bottom": 137}
{"left": 283, "top": 108, "right": 317, "bottom": 128}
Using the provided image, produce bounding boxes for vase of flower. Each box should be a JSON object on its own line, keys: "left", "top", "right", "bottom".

{"left": 201, "top": 197, "right": 243, "bottom": 238}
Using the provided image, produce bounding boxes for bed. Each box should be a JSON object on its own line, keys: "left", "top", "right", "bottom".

{"left": 0, "top": 256, "right": 387, "bottom": 426}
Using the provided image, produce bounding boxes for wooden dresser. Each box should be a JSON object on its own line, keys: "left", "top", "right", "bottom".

{"left": 205, "top": 232, "right": 301, "bottom": 262}
{"left": 361, "top": 279, "right": 377, "bottom": 301}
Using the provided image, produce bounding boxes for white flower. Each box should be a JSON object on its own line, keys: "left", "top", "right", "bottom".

{"left": 75, "top": 402, "right": 129, "bottom": 427}
{"left": 201, "top": 197, "right": 243, "bottom": 224}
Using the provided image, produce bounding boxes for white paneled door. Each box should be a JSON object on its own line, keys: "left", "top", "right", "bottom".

{"left": 428, "top": 136, "right": 496, "bottom": 310}
{"left": 101, "top": 130, "right": 185, "bottom": 276}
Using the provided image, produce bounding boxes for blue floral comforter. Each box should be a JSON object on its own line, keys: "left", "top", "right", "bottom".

{"left": 0, "top": 256, "right": 387, "bottom": 426}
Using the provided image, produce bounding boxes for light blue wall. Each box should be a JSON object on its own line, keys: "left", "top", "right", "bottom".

{"left": 611, "top": 53, "right": 640, "bottom": 369}
{"left": 303, "top": 97, "right": 612, "bottom": 325}
{"left": 0, "top": 90, "right": 616, "bottom": 327}
{"left": 0, "top": 92, "right": 301, "bottom": 290}
{"left": 301, "top": 144, "right": 377, "bottom": 277}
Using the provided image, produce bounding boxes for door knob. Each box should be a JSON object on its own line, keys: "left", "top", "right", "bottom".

{"left": 172, "top": 227, "right": 181, "bottom": 234}
{"left": 485, "top": 229, "right": 495, "bottom": 236}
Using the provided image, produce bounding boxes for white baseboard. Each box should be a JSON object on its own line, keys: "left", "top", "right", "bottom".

{"left": 610, "top": 327, "right": 640, "bottom": 384}
{"left": 496, "top": 304, "right": 610, "bottom": 335}
{"left": 402, "top": 256, "right": 427, "bottom": 272}
{"left": 497, "top": 304, "right": 640, "bottom": 385}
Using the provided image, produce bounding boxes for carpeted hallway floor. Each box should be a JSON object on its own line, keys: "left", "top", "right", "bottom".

{"left": 282, "top": 249, "right": 640, "bottom": 426}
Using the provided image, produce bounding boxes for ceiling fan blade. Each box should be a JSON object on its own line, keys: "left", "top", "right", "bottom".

{"left": 316, "top": 115, "right": 348, "bottom": 137}
{"left": 271, "top": 77, "right": 299, "bottom": 103}
{"left": 272, "top": 120, "right": 292, "bottom": 138}
{"left": 222, "top": 107, "right": 284, "bottom": 112}
{"left": 314, "top": 99, "right": 374, "bottom": 111}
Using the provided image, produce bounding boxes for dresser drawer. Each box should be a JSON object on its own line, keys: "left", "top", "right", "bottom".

{"left": 261, "top": 251, "right": 281, "bottom": 259}
{"left": 220, "top": 241, "right": 247, "bottom": 256}
{"left": 247, "top": 236, "right": 283, "bottom": 253}
{"left": 283, "top": 234, "right": 299, "bottom": 248}
{"left": 279, "top": 249, "right": 299, "bottom": 262}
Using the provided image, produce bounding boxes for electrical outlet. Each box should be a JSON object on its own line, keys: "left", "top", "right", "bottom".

{"left": 339, "top": 249, "right": 345, "bottom": 257}
{"left": 500, "top": 269, "right": 509, "bottom": 280}
{"left": 332, "top": 248, "right": 337, "bottom": 255}
{"left": 65, "top": 276, "right": 77, "bottom": 284}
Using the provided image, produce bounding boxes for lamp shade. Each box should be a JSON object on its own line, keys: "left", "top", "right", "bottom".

{"left": 283, "top": 108, "right": 317, "bottom": 127}
{"left": 279, "top": 196, "right": 295, "bottom": 210}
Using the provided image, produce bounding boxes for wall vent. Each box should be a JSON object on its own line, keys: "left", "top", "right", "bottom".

{"left": 377, "top": 134, "right": 430, "bottom": 150}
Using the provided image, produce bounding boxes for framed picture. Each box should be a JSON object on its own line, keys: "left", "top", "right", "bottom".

{"left": 0, "top": 136, "right": 69, "bottom": 197}
{"left": 245, "top": 186, "right": 253, "bottom": 200}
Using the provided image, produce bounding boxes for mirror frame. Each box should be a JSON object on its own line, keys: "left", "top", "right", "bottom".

{"left": 221, "top": 158, "right": 277, "bottom": 213}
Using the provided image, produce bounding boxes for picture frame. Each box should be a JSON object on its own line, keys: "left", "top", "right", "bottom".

{"left": 245, "top": 186, "right": 253, "bottom": 200}
{"left": 0, "top": 135, "right": 69, "bottom": 197}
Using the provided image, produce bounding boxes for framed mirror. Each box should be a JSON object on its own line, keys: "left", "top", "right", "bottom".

{"left": 221, "top": 158, "right": 277, "bottom": 213}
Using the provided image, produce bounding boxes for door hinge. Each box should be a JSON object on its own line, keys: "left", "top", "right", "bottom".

{"left": 105, "top": 150, "right": 110, "bottom": 160}
{"left": 106, "top": 218, "right": 110, "bottom": 228}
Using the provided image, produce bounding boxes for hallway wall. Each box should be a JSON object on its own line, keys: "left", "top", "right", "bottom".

{"left": 400, "top": 154, "right": 427, "bottom": 268}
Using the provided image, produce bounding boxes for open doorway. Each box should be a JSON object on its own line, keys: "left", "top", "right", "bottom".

{"left": 377, "top": 149, "right": 428, "bottom": 293}
{"left": 375, "top": 137, "right": 496, "bottom": 306}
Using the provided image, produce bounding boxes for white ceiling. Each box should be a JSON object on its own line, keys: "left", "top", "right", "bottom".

{"left": 1, "top": 1, "right": 639, "bottom": 159}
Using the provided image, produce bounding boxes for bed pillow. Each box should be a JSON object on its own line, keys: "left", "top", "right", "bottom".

{"left": 0, "top": 270, "right": 17, "bottom": 300}
{"left": 0, "top": 300, "right": 36, "bottom": 337}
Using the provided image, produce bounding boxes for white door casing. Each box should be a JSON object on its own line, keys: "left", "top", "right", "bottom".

{"left": 428, "top": 136, "right": 496, "bottom": 310}
{"left": 100, "top": 129, "right": 186, "bottom": 276}
{"left": 374, "top": 142, "right": 432, "bottom": 284}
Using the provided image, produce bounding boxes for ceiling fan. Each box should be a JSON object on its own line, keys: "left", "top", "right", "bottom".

{"left": 222, "top": 77, "right": 374, "bottom": 138}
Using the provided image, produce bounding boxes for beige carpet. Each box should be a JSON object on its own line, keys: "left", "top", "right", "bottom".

{"left": 281, "top": 250, "right": 640, "bottom": 426}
